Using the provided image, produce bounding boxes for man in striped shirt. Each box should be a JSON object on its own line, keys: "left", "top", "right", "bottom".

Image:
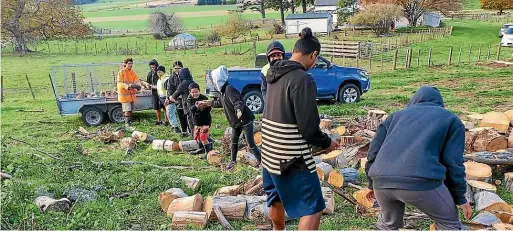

{"left": 261, "top": 27, "right": 338, "bottom": 230}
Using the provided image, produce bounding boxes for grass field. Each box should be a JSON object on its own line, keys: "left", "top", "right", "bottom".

{"left": 2, "top": 14, "right": 513, "bottom": 230}
{"left": 463, "top": 0, "right": 481, "bottom": 10}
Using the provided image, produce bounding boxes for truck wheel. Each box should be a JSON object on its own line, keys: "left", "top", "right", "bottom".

{"left": 338, "top": 84, "right": 361, "bottom": 104}
{"left": 108, "top": 106, "right": 124, "bottom": 123}
{"left": 243, "top": 91, "right": 264, "bottom": 114}
{"left": 82, "top": 107, "right": 105, "bottom": 126}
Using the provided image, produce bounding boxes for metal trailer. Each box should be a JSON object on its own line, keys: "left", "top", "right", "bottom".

{"left": 50, "top": 61, "right": 153, "bottom": 126}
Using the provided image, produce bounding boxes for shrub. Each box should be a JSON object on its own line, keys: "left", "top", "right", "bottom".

{"left": 218, "top": 12, "right": 250, "bottom": 42}
{"left": 206, "top": 30, "right": 221, "bottom": 44}
{"left": 349, "top": 4, "right": 402, "bottom": 35}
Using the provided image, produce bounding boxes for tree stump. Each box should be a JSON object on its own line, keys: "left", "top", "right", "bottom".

{"left": 152, "top": 140, "right": 180, "bottom": 152}
{"left": 214, "top": 185, "right": 241, "bottom": 196}
{"left": 322, "top": 187, "right": 335, "bottom": 214}
{"left": 504, "top": 172, "right": 513, "bottom": 192}
{"left": 207, "top": 150, "right": 223, "bottom": 166}
{"left": 166, "top": 194, "right": 203, "bottom": 218}
{"left": 474, "top": 191, "right": 513, "bottom": 223}
{"left": 478, "top": 111, "right": 510, "bottom": 133}
{"left": 237, "top": 151, "right": 259, "bottom": 167}
{"left": 328, "top": 168, "right": 359, "bottom": 188}
{"left": 465, "top": 180, "right": 497, "bottom": 204}
{"left": 320, "top": 119, "right": 333, "bottom": 130}
{"left": 336, "top": 126, "right": 347, "bottom": 136}
{"left": 473, "top": 129, "right": 508, "bottom": 152}
{"left": 353, "top": 189, "right": 375, "bottom": 209}
{"left": 321, "top": 150, "right": 348, "bottom": 168}
{"left": 316, "top": 162, "right": 334, "bottom": 181}
{"left": 492, "top": 223, "right": 513, "bottom": 230}
{"left": 471, "top": 211, "right": 501, "bottom": 226}
{"left": 34, "top": 196, "right": 71, "bottom": 213}
{"left": 171, "top": 211, "right": 208, "bottom": 230}
{"left": 464, "top": 162, "right": 493, "bottom": 183}
{"left": 159, "top": 188, "right": 187, "bottom": 212}
{"left": 340, "top": 136, "right": 356, "bottom": 146}
{"left": 179, "top": 140, "right": 200, "bottom": 152}
{"left": 203, "top": 196, "right": 247, "bottom": 220}
{"left": 180, "top": 176, "right": 201, "bottom": 191}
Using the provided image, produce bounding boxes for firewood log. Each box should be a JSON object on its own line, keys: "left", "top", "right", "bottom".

{"left": 471, "top": 211, "right": 501, "bottom": 226}
{"left": 336, "top": 126, "right": 347, "bottom": 136}
{"left": 180, "top": 176, "right": 201, "bottom": 191}
{"left": 207, "top": 150, "right": 223, "bottom": 166}
{"left": 479, "top": 112, "right": 510, "bottom": 133}
{"left": 508, "top": 132, "right": 513, "bottom": 148}
{"left": 237, "top": 151, "right": 259, "bottom": 167}
{"left": 464, "top": 151, "right": 513, "bottom": 165}
{"left": 320, "top": 119, "right": 333, "bottom": 130}
{"left": 327, "top": 168, "right": 359, "bottom": 188}
{"left": 474, "top": 191, "right": 513, "bottom": 223}
{"left": 367, "top": 110, "right": 387, "bottom": 120}
{"left": 466, "top": 127, "right": 492, "bottom": 152}
{"left": 131, "top": 130, "right": 154, "bottom": 143}
{"left": 239, "top": 175, "right": 263, "bottom": 195}
{"left": 316, "top": 162, "right": 334, "bottom": 181}
{"left": 34, "top": 196, "right": 71, "bottom": 213}
{"left": 464, "top": 162, "right": 493, "bottom": 183}
{"left": 152, "top": 140, "right": 180, "bottom": 152}
{"left": 360, "top": 158, "right": 368, "bottom": 171}
{"left": 214, "top": 185, "right": 241, "bottom": 196}
{"left": 322, "top": 187, "right": 335, "bottom": 214}
{"left": 462, "top": 120, "right": 475, "bottom": 130}
{"left": 504, "top": 172, "right": 513, "bottom": 193}
{"left": 254, "top": 131, "right": 262, "bottom": 146}
{"left": 492, "top": 223, "right": 513, "bottom": 230}
{"left": 171, "top": 211, "right": 208, "bottom": 230}
{"left": 246, "top": 198, "right": 291, "bottom": 222}
{"left": 321, "top": 150, "right": 348, "bottom": 168}
{"left": 203, "top": 196, "right": 247, "bottom": 221}
{"left": 159, "top": 188, "right": 187, "bottom": 212}
{"left": 179, "top": 140, "right": 200, "bottom": 152}
{"left": 120, "top": 137, "right": 136, "bottom": 150}
{"left": 353, "top": 189, "right": 375, "bottom": 209}
{"left": 505, "top": 110, "right": 513, "bottom": 126}
{"left": 473, "top": 129, "right": 508, "bottom": 152}
{"left": 343, "top": 143, "right": 370, "bottom": 167}
{"left": 467, "top": 113, "right": 484, "bottom": 124}
{"left": 166, "top": 194, "right": 203, "bottom": 218}
{"left": 340, "top": 136, "right": 356, "bottom": 146}
{"left": 465, "top": 180, "right": 497, "bottom": 204}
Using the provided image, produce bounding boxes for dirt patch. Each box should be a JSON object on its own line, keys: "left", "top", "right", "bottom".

{"left": 476, "top": 61, "right": 513, "bottom": 68}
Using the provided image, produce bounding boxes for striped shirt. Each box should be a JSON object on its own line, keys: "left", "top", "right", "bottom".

{"left": 261, "top": 118, "right": 316, "bottom": 175}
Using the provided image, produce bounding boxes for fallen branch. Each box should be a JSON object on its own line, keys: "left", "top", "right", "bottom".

{"left": 1, "top": 172, "right": 13, "bottom": 180}
{"left": 7, "top": 136, "right": 62, "bottom": 160}
{"left": 119, "top": 161, "right": 192, "bottom": 170}
{"left": 464, "top": 152, "right": 513, "bottom": 166}
{"left": 214, "top": 206, "right": 234, "bottom": 230}
{"left": 16, "top": 109, "right": 45, "bottom": 112}
{"left": 347, "top": 183, "right": 363, "bottom": 190}
{"left": 323, "top": 182, "right": 358, "bottom": 206}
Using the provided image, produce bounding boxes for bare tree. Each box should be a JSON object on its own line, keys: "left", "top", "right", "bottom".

{"left": 149, "top": 12, "right": 183, "bottom": 38}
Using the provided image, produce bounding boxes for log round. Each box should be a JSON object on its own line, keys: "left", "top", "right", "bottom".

{"left": 179, "top": 140, "right": 200, "bottom": 152}
{"left": 254, "top": 131, "right": 262, "bottom": 146}
{"left": 180, "top": 176, "right": 201, "bottom": 191}
{"left": 316, "top": 162, "right": 334, "bottom": 181}
{"left": 320, "top": 119, "right": 333, "bottom": 130}
{"left": 120, "top": 137, "right": 136, "bottom": 150}
{"left": 508, "top": 132, "right": 513, "bottom": 148}
{"left": 166, "top": 194, "right": 203, "bottom": 218}
{"left": 214, "top": 185, "right": 241, "bottom": 196}
{"left": 336, "top": 126, "right": 347, "bottom": 136}
{"left": 492, "top": 223, "right": 513, "bottom": 230}
{"left": 321, "top": 150, "right": 348, "bottom": 169}
{"left": 328, "top": 168, "right": 359, "bottom": 188}
{"left": 504, "top": 172, "right": 513, "bottom": 193}
{"left": 464, "top": 162, "right": 493, "bottom": 183}
{"left": 478, "top": 112, "right": 510, "bottom": 133}
{"left": 131, "top": 130, "right": 148, "bottom": 142}
{"left": 207, "top": 150, "right": 223, "bottom": 166}
{"left": 159, "top": 188, "right": 188, "bottom": 212}
{"left": 328, "top": 170, "right": 344, "bottom": 188}
{"left": 152, "top": 140, "right": 178, "bottom": 152}
{"left": 472, "top": 129, "right": 508, "bottom": 152}
{"left": 465, "top": 180, "right": 497, "bottom": 204}
{"left": 474, "top": 191, "right": 513, "bottom": 223}
{"left": 471, "top": 211, "right": 501, "bottom": 226}
{"left": 237, "top": 151, "right": 259, "bottom": 167}
{"left": 203, "top": 196, "right": 247, "bottom": 221}
{"left": 34, "top": 196, "right": 71, "bottom": 213}
{"left": 321, "top": 187, "right": 335, "bottom": 214}
{"left": 353, "top": 189, "right": 375, "bottom": 209}
{"left": 171, "top": 211, "right": 208, "bottom": 230}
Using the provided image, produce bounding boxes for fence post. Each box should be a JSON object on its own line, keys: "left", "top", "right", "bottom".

{"left": 95, "top": 42, "right": 97, "bottom": 55}
{"left": 381, "top": 49, "right": 384, "bottom": 71}
{"left": 85, "top": 42, "right": 87, "bottom": 54}
{"left": 106, "top": 42, "right": 108, "bottom": 55}
{"left": 417, "top": 49, "right": 421, "bottom": 67}
{"left": 126, "top": 42, "right": 128, "bottom": 52}
{"left": 75, "top": 42, "right": 78, "bottom": 54}
{"left": 428, "top": 48, "right": 432, "bottom": 67}
{"left": 164, "top": 42, "right": 166, "bottom": 54}
{"left": 393, "top": 49, "right": 398, "bottom": 70}
{"left": 408, "top": 48, "right": 413, "bottom": 68}
{"left": 368, "top": 47, "right": 372, "bottom": 70}
{"left": 405, "top": 49, "right": 409, "bottom": 68}
{"left": 497, "top": 43, "right": 502, "bottom": 60}
{"left": 145, "top": 42, "right": 148, "bottom": 55}
{"left": 487, "top": 44, "right": 491, "bottom": 60}
{"left": 25, "top": 75, "right": 35, "bottom": 99}
{"left": 47, "top": 42, "right": 50, "bottom": 54}
{"left": 448, "top": 47, "right": 453, "bottom": 66}
{"left": 1, "top": 75, "right": 4, "bottom": 102}
{"left": 478, "top": 44, "right": 482, "bottom": 61}
{"left": 468, "top": 45, "right": 473, "bottom": 63}
{"left": 71, "top": 72, "right": 77, "bottom": 93}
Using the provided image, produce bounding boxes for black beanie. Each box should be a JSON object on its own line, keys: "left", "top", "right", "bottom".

{"left": 188, "top": 82, "right": 200, "bottom": 90}
{"left": 156, "top": 66, "right": 166, "bottom": 73}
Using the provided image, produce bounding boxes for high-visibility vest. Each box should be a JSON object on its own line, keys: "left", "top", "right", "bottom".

{"left": 117, "top": 68, "right": 139, "bottom": 103}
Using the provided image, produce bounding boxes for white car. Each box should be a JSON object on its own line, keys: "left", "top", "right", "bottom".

{"left": 501, "top": 27, "right": 513, "bottom": 47}
{"left": 500, "top": 23, "right": 513, "bottom": 37}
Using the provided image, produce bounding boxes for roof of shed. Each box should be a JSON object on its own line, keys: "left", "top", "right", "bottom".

{"left": 286, "top": 12, "right": 331, "bottom": 20}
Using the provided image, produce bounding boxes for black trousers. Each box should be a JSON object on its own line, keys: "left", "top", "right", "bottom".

{"left": 186, "top": 112, "right": 195, "bottom": 139}
{"left": 231, "top": 121, "right": 261, "bottom": 162}
{"left": 176, "top": 108, "right": 188, "bottom": 133}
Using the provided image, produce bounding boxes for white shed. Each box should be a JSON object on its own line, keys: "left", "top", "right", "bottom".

{"left": 285, "top": 13, "right": 333, "bottom": 35}
{"left": 169, "top": 33, "right": 196, "bottom": 49}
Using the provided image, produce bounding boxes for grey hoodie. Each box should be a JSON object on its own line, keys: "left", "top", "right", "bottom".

{"left": 365, "top": 86, "right": 467, "bottom": 205}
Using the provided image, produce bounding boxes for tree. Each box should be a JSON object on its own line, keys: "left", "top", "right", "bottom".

{"left": 149, "top": 12, "right": 183, "bottom": 38}
{"left": 219, "top": 12, "right": 250, "bottom": 42}
{"left": 1, "top": 0, "right": 91, "bottom": 53}
{"left": 266, "top": 0, "right": 290, "bottom": 25}
{"left": 238, "top": 0, "right": 266, "bottom": 18}
{"left": 362, "top": 0, "right": 462, "bottom": 26}
{"left": 481, "top": 0, "right": 513, "bottom": 15}
{"left": 349, "top": 3, "right": 402, "bottom": 34}
{"left": 338, "top": 0, "right": 359, "bottom": 23}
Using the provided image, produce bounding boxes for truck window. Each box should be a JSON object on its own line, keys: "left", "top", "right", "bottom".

{"left": 255, "top": 55, "right": 268, "bottom": 68}
{"left": 315, "top": 58, "right": 328, "bottom": 68}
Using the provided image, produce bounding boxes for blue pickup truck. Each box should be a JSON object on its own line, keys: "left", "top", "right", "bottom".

{"left": 205, "top": 53, "right": 371, "bottom": 113}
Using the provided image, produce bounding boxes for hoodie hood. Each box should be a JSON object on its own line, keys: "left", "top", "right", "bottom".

{"left": 407, "top": 86, "right": 444, "bottom": 107}
{"left": 178, "top": 68, "right": 193, "bottom": 81}
{"left": 149, "top": 59, "right": 159, "bottom": 67}
{"left": 266, "top": 41, "right": 285, "bottom": 62}
{"left": 266, "top": 60, "right": 305, "bottom": 84}
{"left": 211, "top": 65, "right": 228, "bottom": 91}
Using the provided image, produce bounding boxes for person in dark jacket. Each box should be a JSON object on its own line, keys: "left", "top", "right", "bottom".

{"left": 211, "top": 65, "right": 261, "bottom": 170}
{"left": 147, "top": 59, "right": 164, "bottom": 125}
{"left": 261, "top": 41, "right": 285, "bottom": 103}
{"left": 261, "top": 28, "right": 338, "bottom": 230}
{"left": 365, "top": 86, "right": 472, "bottom": 230}
{"left": 166, "top": 61, "right": 183, "bottom": 133}
{"left": 187, "top": 83, "right": 214, "bottom": 158}
{"left": 171, "top": 68, "right": 195, "bottom": 137}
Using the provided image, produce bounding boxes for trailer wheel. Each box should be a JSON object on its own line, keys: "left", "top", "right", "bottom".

{"left": 82, "top": 107, "right": 105, "bottom": 126}
{"left": 108, "top": 106, "right": 124, "bottom": 123}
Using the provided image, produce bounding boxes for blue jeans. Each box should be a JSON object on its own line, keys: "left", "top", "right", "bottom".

{"left": 166, "top": 103, "right": 178, "bottom": 127}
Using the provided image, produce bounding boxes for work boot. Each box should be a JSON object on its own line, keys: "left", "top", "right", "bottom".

{"left": 155, "top": 121, "right": 163, "bottom": 125}
{"left": 189, "top": 142, "right": 204, "bottom": 155}
{"left": 164, "top": 121, "right": 170, "bottom": 126}
{"left": 173, "top": 126, "right": 181, "bottom": 134}
{"left": 200, "top": 143, "right": 212, "bottom": 160}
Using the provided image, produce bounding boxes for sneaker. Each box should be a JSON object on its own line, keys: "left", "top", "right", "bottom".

{"left": 155, "top": 121, "right": 163, "bottom": 125}
{"left": 189, "top": 148, "right": 205, "bottom": 155}
{"left": 181, "top": 132, "right": 189, "bottom": 138}
{"left": 173, "top": 127, "right": 182, "bottom": 134}
{"left": 163, "top": 122, "right": 170, "bottom": 126}
{"left": 224, "top": 161, "right": 237, "bottom": 170}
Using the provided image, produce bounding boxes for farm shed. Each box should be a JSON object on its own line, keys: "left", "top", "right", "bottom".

{"left": 285, "top": 13, "right": 333, "bottom": 35}
{"left": 314, "top": 0, "right": 337, "bottom": 12}
{"left": 169, "top": 33, "right": 196, "bottom": 49}
{"left": 422, "top": 12, "right": 441, "bottom": 27}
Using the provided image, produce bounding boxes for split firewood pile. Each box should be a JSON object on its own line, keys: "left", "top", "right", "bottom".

{"left": 70, "top": 84, "right": 153, "bottom": 99}
{"left": 220, "top": 121, "right": 263, "bottom": 154}
{"left": 73, "top": 125, "right": 125, "bottom": 144}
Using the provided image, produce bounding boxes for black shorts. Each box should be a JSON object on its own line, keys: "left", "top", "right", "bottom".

{"left": 151, "top": 91, "right": 163, "bottom": 110}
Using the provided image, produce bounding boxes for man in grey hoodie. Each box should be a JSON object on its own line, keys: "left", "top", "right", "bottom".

{"left": 366, "top": 86, "right": 472, "bottom": 230}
